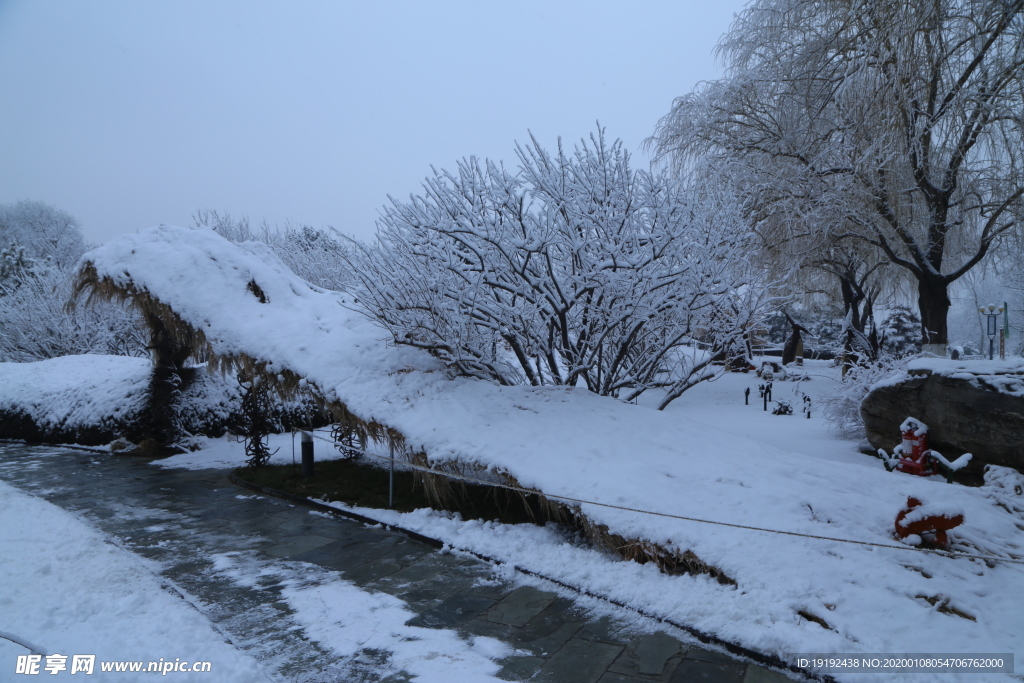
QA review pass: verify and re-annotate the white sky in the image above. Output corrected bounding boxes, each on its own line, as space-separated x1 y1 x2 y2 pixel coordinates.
0 1 746 244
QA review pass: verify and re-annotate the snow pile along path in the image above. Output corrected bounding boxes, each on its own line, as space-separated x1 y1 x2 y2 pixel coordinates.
82 226 1024 679
0 479 266 681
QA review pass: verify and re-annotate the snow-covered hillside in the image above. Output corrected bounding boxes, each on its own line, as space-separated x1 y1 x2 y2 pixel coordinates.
68 225 1024 680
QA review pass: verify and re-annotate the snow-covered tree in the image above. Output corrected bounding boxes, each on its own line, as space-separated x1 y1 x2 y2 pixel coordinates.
0 200 85 271
652 0 1024 354
0 201 147 361
346 129 776 408
0 243 43 296
0 256 148 361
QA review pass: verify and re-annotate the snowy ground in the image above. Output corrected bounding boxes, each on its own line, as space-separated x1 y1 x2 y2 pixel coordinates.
0 478 266 682
0 471 519 682
53 226 1024 680
159 363 1024 683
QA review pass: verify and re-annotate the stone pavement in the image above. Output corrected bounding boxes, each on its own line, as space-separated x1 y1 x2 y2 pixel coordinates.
0 443 800 683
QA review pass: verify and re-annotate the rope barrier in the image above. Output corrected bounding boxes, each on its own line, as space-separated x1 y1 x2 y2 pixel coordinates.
304 430 1024 566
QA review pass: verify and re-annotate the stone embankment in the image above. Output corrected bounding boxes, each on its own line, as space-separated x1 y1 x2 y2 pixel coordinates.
862 358 1024 473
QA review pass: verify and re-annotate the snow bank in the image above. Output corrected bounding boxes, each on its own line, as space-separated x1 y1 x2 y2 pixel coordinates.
82 226 1024 679
0 479 266 681
0 353 326 447
0 355 150 444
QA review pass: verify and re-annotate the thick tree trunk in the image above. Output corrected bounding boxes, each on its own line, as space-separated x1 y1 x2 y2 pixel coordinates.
917 275 951 355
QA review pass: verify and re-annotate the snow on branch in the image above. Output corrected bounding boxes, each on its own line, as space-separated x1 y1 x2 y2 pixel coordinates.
346 129 777 408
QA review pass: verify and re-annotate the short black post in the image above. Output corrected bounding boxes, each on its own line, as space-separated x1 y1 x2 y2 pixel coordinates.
763 391 768 412
388 443 395 508
301 431 314 477
744 387 750 405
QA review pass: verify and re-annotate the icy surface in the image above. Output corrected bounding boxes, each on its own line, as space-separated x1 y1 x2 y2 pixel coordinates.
211 552 512 683
0 479 267 681
81 226 1024 678
0 355 150 431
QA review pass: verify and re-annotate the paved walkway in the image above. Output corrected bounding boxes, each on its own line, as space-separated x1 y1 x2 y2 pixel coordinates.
0 443 797 683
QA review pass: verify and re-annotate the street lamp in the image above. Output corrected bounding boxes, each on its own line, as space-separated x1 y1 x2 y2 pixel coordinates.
979 303 1005 360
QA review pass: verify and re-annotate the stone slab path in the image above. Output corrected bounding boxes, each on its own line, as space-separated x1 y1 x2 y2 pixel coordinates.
0 444 799 683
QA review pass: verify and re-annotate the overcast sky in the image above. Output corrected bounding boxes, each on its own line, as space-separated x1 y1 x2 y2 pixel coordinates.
0 1 747 244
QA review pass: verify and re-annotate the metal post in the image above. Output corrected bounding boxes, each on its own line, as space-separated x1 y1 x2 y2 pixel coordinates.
981 304 1004 361
388 443 395 508
1002 301 1009 360
301 431 314 477
744 387 750 405
988 312 997 360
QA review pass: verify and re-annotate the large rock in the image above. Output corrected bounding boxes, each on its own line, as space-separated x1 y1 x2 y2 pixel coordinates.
861 359 1024 472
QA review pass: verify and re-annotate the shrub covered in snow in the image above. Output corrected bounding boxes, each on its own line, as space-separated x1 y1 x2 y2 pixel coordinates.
0 355 327 447
347 129 775 408
0 261 147 362
0 201 147 362
879 305 923 357
0 355 151 444
819 356 910 436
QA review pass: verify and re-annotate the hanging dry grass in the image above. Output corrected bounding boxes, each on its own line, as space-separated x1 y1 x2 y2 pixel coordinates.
494 470 735 583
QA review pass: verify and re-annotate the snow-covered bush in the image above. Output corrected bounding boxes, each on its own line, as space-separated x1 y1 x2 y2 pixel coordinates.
820 357 910 436
0 201 147 362
879 305 922 357
347 129 775 408
0 264 148 361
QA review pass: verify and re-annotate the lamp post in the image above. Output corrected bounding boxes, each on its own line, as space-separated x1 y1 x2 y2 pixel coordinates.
980 303 1004 360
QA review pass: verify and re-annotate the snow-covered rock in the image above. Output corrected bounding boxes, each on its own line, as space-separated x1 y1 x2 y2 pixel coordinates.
863 361 1024 471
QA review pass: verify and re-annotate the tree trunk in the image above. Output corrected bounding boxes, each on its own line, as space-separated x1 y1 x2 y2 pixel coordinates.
917 275 951 355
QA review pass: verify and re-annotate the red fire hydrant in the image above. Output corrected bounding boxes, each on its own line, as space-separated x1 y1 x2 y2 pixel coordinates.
894 418 936 476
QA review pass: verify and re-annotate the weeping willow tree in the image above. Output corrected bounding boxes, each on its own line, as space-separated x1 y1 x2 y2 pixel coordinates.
652 0 1024 355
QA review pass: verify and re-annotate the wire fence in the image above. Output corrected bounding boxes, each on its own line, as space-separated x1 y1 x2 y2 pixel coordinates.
303 430 1024 567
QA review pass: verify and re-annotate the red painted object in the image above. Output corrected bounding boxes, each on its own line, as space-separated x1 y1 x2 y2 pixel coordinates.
895 497 964 547
896 420 936 476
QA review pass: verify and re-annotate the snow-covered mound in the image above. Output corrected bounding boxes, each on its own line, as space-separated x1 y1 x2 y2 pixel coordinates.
0 355 151 444
77 226 1024 680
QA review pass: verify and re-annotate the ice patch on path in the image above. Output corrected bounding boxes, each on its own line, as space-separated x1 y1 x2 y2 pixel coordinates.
0 479 266 681
212 552 512 682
